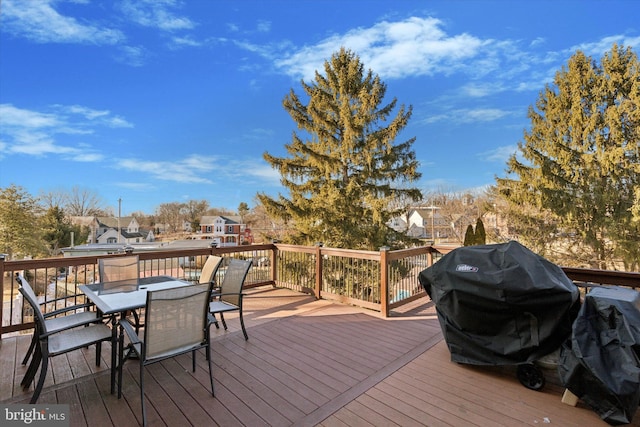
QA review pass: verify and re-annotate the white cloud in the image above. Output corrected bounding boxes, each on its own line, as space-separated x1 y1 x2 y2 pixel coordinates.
0 103 129 160
274 17 489 81
117 156 217 184
570 35 640 57
479 145 518 163
115 45 149 67
115 153 281 188
69 152 105 162
170 36 202 48
120 0 195 31
530 37 546 47
0 104 61 128
58 105 133 128
461 83 507 98
257 20 271 33
1 0 124 44
116 182 156 191
229 159 281 185
423 108 512 125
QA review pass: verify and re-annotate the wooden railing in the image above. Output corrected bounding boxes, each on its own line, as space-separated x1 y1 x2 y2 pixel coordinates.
2 243 639 338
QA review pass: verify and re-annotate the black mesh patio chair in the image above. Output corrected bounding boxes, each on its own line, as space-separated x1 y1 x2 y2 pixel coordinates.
99 255 140 284
209 259 252 340
199 255 224 286
17 275 112 404
199 255 224 327
99 255 143 330
16 274 102 366
117 283 214 427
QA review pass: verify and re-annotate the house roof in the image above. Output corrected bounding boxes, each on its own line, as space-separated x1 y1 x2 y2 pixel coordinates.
69 216 96 227
411 209 437 218
98 216 135 228
407 224 427 238
200 215 242 225
219 215 240 224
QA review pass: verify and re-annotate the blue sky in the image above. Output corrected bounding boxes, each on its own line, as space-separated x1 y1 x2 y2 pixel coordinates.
1 0 639 215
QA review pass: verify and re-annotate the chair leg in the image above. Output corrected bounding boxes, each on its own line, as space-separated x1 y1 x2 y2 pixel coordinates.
30 344 49 403
219 313 228 330
140 362 147 427
131 310 142 334
22 344 42 388
192 349 196 372
210 313 220 329
96 342 102 366
117 331 125 399
21 357 38 388
206 342 215 397
239 308 248 341
22 332 37 365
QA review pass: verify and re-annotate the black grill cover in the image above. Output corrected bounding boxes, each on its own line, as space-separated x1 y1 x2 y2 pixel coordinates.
418 241 580 366
558 286 640 425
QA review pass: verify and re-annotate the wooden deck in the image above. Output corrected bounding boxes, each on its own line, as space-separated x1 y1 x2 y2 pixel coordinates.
1 286 638 426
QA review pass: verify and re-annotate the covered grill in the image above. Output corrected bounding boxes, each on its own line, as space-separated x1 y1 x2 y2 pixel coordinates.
418 241 580 388
559 286 640 425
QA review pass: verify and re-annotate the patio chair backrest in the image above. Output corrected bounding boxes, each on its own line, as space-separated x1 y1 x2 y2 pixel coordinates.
220 259 252 306
143 284 210 360
16 276 48 333
199 256 224 285
99 255 140 285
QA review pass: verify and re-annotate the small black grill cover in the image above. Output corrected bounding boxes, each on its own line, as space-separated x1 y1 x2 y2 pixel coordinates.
558 286 640 425
418 241 580 366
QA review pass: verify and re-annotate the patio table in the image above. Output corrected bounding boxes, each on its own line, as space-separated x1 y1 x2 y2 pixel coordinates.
79 276 191 393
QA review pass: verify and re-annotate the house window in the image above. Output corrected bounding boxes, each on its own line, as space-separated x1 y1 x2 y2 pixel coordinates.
107 237 117 243
227 226 233 233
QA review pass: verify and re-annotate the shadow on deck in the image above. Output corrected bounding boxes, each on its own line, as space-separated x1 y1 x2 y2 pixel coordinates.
1 287 637 426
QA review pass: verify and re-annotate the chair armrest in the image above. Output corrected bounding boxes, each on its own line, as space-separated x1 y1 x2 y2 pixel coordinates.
217 292 245 297
119 318 141 345
43 303 95 319
39 294 91 306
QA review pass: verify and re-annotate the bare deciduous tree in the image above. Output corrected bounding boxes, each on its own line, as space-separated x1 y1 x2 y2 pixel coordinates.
65 186 105 216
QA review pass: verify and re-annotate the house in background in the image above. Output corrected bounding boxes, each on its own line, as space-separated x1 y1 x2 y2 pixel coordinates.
95 216 154 244
387 216 408 233
196 215 253 246
387 208 456 243
70 216 154 245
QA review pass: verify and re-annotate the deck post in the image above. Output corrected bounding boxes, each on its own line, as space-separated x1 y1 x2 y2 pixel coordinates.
380 246 390 317
315 243 323 300
427 246 434 267
0 254 4 338
271 243 278 287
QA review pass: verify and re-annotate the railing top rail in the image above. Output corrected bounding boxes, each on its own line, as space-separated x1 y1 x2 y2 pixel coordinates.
1 244 278 270
320 247 380 260
275 244 316 254
562 267 640 287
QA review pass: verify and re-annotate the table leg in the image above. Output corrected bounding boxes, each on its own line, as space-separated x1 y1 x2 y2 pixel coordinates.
110 313 118 394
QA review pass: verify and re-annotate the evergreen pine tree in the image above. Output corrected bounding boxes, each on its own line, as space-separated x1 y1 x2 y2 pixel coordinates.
0 184 43 258
463 224 475 246
475 218 486 245
495 44 640 269
257 48 422 250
